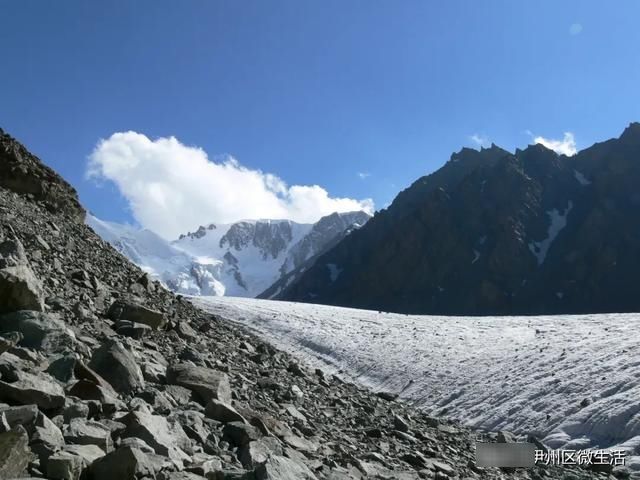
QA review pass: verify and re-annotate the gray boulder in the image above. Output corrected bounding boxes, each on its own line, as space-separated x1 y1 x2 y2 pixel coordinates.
0 266 44 314
89 446 157 480
166 363 231 405
393 414 410 433
157 473 207 480
30 410 65 461
89 340 145 394
255 454 318 480
0 426 32 479
114 319 152 339
239 437 283 468
171 410 210 444
205 399 246 424
0 310 76 353
185 454 223 477
174 321 197 341
63 443 106 463
64 418 113 452
74 360 118 395
121 409 192 463
0 238 28 268
119 436 155 453
223 422 261 447
0 404 38 430
107 300 167 330
0 370 66 409
47 354 78 382
46 450 84 480
62 398 90 423
67 379 122 409
0 331 22 355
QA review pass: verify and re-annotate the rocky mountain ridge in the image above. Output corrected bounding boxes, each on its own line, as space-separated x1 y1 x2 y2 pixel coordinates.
279 123 640 316
0 127 609 479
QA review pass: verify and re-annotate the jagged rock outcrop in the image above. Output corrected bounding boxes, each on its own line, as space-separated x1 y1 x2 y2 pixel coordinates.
280 123 640 316
0 128 85 222
0 128 610 479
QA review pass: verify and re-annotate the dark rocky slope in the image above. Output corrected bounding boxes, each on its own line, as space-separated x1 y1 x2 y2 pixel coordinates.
279 123 640 316
0 129 611 479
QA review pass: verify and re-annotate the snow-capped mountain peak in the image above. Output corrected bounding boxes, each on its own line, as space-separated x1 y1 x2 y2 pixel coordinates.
88 211 370 298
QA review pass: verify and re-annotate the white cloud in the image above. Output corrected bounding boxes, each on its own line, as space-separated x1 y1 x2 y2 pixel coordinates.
470 134 490 148
87 132 374 239
533 132 577 156
569 23 583 35
357 172 371 179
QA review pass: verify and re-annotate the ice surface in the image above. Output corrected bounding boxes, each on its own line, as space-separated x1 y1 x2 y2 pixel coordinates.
193 296 640 469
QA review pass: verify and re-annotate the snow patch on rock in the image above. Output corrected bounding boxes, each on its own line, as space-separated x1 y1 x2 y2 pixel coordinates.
528 202 573 265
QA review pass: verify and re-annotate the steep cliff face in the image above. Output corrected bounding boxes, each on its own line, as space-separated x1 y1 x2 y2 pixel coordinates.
279 123 640 315
0 128 85 222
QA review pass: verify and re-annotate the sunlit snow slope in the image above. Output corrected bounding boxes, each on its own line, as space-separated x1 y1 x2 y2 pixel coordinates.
193 296 640 470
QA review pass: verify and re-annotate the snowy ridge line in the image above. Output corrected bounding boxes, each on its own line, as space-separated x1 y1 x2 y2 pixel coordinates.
192 296 640 472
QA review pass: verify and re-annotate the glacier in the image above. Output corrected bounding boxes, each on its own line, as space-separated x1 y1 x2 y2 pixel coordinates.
193 296 640 471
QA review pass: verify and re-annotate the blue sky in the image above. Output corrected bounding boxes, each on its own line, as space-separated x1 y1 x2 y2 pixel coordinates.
2 1 640 237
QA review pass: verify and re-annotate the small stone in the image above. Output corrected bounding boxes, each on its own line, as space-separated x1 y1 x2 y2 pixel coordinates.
376 391 398 401
497 430 516 443
393 414 410 433
290 385 304 400
175 321 197 341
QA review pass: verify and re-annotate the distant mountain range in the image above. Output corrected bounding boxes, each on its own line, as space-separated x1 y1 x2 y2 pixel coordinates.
88 211 370 298
277 123 640 315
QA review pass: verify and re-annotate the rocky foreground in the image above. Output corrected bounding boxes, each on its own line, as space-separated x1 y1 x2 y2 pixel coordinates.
0 128 621 479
